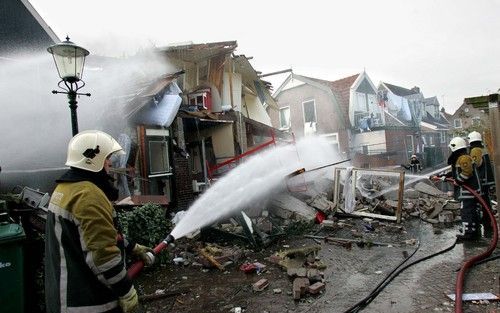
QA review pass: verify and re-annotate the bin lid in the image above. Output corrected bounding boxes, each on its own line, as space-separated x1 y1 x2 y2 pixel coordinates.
0 223 26 244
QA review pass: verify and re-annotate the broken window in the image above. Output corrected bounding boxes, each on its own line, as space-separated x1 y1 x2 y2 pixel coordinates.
279 106 291 129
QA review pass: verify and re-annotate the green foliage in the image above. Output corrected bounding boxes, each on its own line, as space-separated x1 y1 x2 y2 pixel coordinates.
117 203 173 263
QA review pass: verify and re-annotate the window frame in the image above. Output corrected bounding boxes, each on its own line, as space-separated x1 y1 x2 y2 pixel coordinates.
279 106 291 130
302 99 317 124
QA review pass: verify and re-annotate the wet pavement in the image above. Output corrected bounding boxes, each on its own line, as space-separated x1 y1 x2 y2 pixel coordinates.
135 217 499 313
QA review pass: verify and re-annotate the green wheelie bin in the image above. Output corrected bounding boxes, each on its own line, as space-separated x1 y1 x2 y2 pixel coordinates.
0 207 26 313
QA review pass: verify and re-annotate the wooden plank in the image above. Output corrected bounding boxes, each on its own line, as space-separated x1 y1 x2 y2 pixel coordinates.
396 171 405 223
351 211 397 221
199 249 225 271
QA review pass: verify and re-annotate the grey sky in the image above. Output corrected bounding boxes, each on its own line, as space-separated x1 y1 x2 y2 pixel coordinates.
29 0 500 113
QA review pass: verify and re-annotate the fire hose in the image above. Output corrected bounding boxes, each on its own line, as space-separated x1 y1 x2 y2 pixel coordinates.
343 176 497 313
432 176 498 313
127 234 175 279
127 160 353 279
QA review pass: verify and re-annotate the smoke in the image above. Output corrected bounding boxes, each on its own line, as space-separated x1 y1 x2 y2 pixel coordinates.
0 48 175 192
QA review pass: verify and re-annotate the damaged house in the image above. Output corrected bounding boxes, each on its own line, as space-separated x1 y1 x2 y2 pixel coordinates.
106 41 290 210
269 71 421 168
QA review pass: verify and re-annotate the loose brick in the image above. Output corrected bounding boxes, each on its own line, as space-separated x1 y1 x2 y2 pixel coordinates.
292 277 310 300
252 278 269 292
308 282 325 294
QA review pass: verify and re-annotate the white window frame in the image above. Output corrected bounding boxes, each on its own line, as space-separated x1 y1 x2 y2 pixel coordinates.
302 99 317 124
279 106 291 130
440 131 446 144
406 135 414 159
454 118 462 128
320 132 340 152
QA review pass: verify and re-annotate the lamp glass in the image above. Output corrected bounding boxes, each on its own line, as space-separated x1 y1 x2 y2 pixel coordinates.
48 40 89 82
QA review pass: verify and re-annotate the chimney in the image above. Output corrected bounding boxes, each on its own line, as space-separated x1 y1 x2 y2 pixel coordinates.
411 86 420 94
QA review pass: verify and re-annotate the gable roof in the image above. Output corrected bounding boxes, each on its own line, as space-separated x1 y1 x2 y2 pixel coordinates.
275 73 359 129
1 0 59 55
383 82 419 97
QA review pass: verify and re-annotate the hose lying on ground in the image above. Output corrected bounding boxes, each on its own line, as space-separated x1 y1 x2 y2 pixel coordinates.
343 238 457 313
439 177 499 313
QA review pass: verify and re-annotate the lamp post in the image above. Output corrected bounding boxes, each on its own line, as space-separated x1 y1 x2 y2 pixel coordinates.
48 36 91 136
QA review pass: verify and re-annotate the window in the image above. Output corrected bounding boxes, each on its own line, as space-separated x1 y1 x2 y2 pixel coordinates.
429 135 434 146
472 116 481 126
302 100 316 123
321 133 340 152
356 92 368 111
454 119 462 128
279 106 291 129
405 135 414 159
440 132 446 144
145 128 171 177
149 141 170 174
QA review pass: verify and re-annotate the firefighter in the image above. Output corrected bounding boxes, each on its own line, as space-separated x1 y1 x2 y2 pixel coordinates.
467 131 496 234
432 137 483 240
402 154 422 174
45 130 154 313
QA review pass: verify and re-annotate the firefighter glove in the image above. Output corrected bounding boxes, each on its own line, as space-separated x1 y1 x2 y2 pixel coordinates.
132 243 155 266
118 286 138 313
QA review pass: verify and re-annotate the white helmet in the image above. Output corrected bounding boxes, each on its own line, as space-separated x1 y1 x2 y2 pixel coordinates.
448 137 467 152
66 130 124 172
467 131 482 144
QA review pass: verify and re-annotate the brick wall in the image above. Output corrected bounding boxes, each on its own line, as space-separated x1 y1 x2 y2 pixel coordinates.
172 154 196 211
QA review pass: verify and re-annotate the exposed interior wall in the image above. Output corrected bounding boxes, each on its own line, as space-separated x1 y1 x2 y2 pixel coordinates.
211 124 235 163
242 93 272 126
183 61 197 91
222 72 242 111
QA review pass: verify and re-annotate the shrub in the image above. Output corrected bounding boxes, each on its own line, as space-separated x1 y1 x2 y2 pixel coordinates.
117 203 173 264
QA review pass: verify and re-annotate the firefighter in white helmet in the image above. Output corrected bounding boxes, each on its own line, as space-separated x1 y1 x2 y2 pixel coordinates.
401 154 422 174
45 130 154 313
467 131 496 235
431 137 483 240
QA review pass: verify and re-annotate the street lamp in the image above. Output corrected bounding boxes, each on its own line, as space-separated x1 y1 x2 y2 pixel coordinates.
48 36 91 136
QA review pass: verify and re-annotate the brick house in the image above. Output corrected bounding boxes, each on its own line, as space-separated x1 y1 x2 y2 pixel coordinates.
268 72 361 159
450 101 489 137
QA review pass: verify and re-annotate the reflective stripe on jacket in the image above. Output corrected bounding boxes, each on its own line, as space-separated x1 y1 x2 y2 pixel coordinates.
45 181 132 313
453 154 482 199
